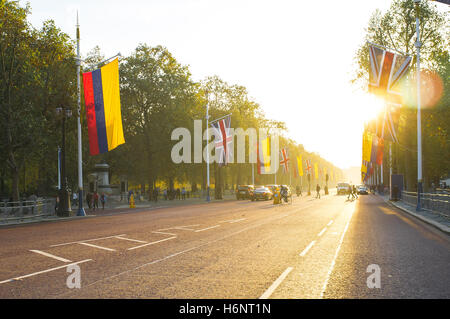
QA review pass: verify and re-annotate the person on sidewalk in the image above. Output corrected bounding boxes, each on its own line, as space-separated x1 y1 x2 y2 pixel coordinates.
86 192 92 209
72 192 78 207
93 191 99 211
100 193 106 210
316 184 321 199
352 185 358 199
181 187 186 200
153 188 159 203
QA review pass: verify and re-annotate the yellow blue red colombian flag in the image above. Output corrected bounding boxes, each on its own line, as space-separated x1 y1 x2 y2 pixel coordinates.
82 58 125 156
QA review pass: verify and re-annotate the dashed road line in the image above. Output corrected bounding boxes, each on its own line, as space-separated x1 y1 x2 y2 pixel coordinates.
259 267 293 299
299 241 316 257
127 236 177 251
30 250 72 263
318 227 327 237
327 220 333 226
78 242 116 252
0 259 92 285
320 205 355 298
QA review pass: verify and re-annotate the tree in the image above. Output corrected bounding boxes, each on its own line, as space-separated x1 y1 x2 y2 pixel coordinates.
353 0 449 191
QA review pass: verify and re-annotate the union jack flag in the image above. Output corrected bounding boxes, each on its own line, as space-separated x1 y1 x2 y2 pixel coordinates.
369 44 411 106
305 159 312 175
211 115 232 166
279 148 290 174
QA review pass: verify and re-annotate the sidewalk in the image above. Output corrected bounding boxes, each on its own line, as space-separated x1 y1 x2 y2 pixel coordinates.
0 194 236 227
379 194 450 235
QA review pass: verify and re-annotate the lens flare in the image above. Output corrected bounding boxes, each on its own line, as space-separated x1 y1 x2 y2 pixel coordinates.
402 70 444 109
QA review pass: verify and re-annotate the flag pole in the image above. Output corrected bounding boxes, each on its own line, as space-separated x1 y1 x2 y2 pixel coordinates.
414 0 423 211
76 12 86 216
252 163 254 185
205 92 211 202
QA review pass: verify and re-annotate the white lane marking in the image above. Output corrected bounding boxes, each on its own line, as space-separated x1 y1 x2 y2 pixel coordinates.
230 218 247 224
327 220 333 226
50 234 127 247
299 241 316 257
115 236 147 244
78 242 116 252
0 259 91 285
220 218 247 223
318 227 327 237
157 225 200 231
57 205 321 297
127 236 177 251
30 250 72 263
194 225 220 232
259 267 294 299
320 207 355 298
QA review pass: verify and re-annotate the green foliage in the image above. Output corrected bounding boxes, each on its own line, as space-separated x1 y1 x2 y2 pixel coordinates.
0 0 344 199
354 0 449 190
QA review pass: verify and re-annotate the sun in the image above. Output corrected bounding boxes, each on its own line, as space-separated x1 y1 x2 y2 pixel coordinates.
358 93 386 124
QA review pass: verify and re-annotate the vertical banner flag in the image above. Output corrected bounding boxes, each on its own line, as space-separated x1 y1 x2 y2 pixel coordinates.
314 163 319 180
257 137 271 174
211 115 232 166
293 162 299 178
376 138 384 165
305 159 312 177
370 135 379 164
362 132 373 163
369 44 411 106
280 148 290 174
83 58 125 156
297 155 303 177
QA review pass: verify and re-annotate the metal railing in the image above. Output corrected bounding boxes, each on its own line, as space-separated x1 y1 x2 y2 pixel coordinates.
0 198 57 222
402 191 450 219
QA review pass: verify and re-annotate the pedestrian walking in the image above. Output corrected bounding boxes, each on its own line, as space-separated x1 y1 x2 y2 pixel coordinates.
86 192 92 209
352 185 358 199
316 184 321 199
72 192 78 207
100 193 106 210
181 187 186 200
153 188 158 203
163 189 167 200
93 191 99 210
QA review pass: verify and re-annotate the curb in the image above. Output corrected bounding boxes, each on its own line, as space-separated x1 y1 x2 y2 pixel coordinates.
0 196 236 228
383 197 450 235
0 214 96 228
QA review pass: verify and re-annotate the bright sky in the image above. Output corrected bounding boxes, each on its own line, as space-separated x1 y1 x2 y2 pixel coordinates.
22 0 401 169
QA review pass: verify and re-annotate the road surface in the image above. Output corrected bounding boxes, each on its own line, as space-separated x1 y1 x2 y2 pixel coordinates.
0 193 449 298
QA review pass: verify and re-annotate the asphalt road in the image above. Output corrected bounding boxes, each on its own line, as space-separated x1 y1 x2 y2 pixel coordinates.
0 192 448 299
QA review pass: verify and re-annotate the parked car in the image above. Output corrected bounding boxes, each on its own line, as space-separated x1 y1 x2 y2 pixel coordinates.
357 185 369 195
236 185 254 200
251 187 273 201
337 182 350 195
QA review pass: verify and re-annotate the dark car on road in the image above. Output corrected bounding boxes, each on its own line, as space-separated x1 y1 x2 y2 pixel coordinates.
236 185 254 200
357 185 369 195
251 187 273 201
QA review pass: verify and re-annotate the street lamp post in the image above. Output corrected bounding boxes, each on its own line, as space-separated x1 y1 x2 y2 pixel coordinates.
56 107 73 217
414 0 423 211
205 92 211 202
